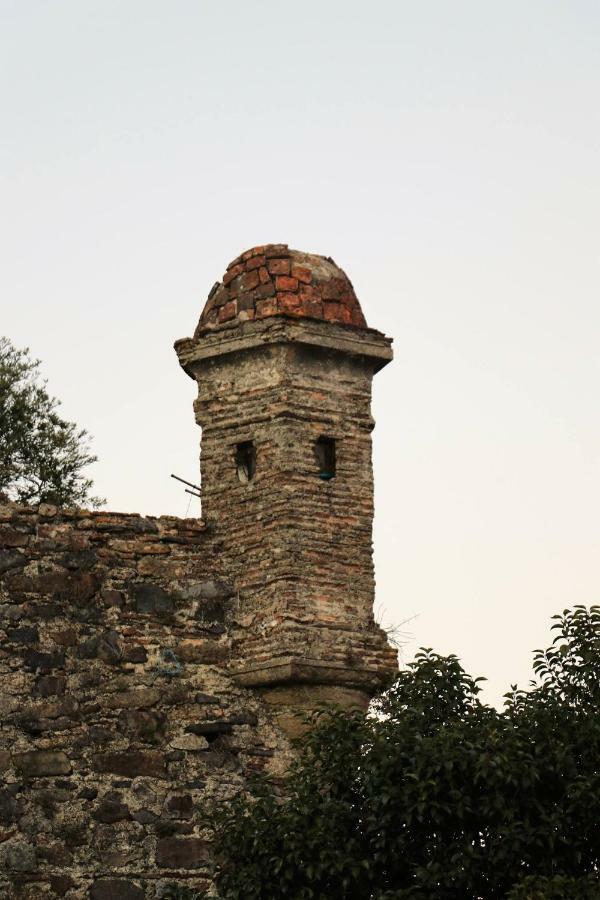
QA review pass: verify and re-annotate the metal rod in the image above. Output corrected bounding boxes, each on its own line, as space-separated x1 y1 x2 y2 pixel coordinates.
184 488 201 498
171 473 201 492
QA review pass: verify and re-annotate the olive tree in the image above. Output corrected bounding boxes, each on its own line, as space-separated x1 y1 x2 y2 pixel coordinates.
0 337 102 507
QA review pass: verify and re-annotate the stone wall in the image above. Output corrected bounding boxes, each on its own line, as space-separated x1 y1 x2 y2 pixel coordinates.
0 501 291 899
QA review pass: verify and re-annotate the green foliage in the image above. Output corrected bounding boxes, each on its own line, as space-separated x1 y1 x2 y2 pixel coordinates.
159 885 204 900
0 337 102 507
507 873 600 900
206 607 600 899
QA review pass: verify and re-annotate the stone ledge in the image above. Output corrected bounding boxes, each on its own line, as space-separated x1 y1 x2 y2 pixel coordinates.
230 655 396 692
176 315 393 376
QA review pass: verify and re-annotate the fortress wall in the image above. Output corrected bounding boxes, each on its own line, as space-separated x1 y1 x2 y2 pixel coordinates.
0 501 290 900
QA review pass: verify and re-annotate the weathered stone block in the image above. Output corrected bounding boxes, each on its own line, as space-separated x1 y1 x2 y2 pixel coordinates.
77 630 122 664
164 793 194 820
169 734 209 752
35 675 67 699
176 638 229 664
92 751 166 778
23 648 65 672
0 528 29 547
13 751 71 777
104 688 160 709
155 836 210 869
129 583 174 616
194 692 221 705
118 709 164 743
92 798 131 823
6 625 39 643
0 838 37 872
0 550 26 574
90 879 145 900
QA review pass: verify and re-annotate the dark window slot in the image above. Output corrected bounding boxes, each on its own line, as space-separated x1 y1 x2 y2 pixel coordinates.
236 441 256 483
315 437 336 480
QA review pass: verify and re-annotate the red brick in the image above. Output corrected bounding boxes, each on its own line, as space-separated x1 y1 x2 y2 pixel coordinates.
211 285 229 307
228 277 241 299
223 263 244 285
298 285 320 303
237 293 255 312
267 258 290 275
246 254 266 271
218 300 237 322
241 270 260 291
255 281 275 300
275 275 298 291
303 300 324 319
291 264 312 284
256 298 277 317
242 246 265 260
323 302 344 322
258 266 270 284
321 278 344 300
278 292 301 312
265 243 288 257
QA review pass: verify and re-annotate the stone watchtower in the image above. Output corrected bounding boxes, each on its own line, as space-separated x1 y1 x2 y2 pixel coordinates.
175 245 396 724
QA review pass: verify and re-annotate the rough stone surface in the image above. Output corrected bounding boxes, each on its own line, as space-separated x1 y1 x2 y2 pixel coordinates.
0 245 397 897
0 503 290 897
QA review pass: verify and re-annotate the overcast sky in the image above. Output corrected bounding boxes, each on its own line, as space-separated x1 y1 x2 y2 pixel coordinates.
2 0 599 704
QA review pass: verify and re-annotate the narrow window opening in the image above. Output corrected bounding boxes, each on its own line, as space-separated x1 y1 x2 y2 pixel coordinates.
236 441 256 483
315 437 336 480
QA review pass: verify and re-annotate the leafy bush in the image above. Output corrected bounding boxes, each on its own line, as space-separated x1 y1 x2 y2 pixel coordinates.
206 607 600 899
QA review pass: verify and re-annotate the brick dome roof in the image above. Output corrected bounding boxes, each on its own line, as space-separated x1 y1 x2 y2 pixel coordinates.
194 244 367 337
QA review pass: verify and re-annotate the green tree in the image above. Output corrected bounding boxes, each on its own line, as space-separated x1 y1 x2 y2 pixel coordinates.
205 606 600 899
0 337 103 507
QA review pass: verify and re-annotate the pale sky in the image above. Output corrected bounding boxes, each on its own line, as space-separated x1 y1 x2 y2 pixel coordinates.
1 1 599 705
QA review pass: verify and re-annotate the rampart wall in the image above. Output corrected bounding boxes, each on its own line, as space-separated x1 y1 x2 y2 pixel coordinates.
0 500 291 899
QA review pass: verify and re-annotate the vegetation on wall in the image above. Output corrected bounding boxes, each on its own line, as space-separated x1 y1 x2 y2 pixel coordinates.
205 606 600 899
0 336 102 507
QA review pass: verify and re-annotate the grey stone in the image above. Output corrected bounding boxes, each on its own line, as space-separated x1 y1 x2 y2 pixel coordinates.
90 879 145 900
0 838 37 872
6 625 39 643
13 751 71 777
181 579 232 601
130 583 174 616
0 550 26 574
155 836 210 869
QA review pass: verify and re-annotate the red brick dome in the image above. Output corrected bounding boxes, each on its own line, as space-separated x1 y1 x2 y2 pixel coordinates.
194 244 367 337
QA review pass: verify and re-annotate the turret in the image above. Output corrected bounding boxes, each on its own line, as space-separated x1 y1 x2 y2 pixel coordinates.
175 245 397 721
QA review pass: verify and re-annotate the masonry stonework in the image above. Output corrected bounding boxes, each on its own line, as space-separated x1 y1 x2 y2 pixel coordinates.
0 245 396 898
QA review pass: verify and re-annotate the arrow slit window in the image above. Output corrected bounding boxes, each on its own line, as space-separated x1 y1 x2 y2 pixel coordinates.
315 437 336 480
236 441 256 483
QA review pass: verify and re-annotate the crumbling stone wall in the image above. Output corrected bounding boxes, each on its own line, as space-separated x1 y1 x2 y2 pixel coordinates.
0 501 291 899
